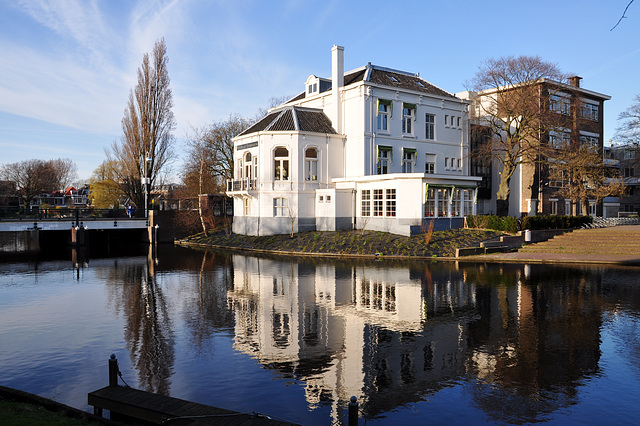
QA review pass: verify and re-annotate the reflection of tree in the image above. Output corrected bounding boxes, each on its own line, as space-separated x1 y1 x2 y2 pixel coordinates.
105 258 175 395
465 265 603 423
183 251 235 355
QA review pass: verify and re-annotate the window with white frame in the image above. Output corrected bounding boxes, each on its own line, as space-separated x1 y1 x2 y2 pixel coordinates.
377 146 392 174
588 200 596 216
549 165 566 187
373 189 383 216
550 199 558 215
457 158 461 170
243 198 251 215
452 189 462 217
274 147 289 180
273 197 288 216
457 117 461 128
402 104 415 135
444 115 449 127
361 190 371 216
402 149 416 173
386 189 396 216
425 188 435 217
244 152 253 182
463 189 473 215
445 157 450 170
425 154 435 174
450 116 455 126
425 113 435 140
565 199 572 216
305 147 318 181
377 100 391 131
437 188 450 217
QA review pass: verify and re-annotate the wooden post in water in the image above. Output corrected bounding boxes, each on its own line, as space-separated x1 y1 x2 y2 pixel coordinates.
108 354 118 387
348 396 358 426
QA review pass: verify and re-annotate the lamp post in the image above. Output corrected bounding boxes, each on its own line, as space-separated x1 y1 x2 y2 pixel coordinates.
143 154 152 218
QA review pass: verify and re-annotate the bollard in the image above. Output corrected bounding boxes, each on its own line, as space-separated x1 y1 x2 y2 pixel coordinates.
108 354 118 387
348 396 358 426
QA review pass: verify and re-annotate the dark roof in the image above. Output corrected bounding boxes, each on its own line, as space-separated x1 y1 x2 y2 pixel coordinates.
238 106 337 137
368 67 455 98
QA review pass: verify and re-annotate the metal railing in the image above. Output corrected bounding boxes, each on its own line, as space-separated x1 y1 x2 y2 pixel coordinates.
0 207 144 220
226 178 257 192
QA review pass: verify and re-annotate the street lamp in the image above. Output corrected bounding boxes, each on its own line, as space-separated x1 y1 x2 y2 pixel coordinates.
143 154 152 218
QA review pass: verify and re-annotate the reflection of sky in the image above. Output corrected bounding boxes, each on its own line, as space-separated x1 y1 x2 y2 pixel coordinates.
1 253 640 426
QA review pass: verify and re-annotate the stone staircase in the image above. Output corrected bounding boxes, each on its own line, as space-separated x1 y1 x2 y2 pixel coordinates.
518 226 640 256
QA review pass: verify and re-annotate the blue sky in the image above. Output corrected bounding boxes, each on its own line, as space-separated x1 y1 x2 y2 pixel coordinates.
1 0 638 181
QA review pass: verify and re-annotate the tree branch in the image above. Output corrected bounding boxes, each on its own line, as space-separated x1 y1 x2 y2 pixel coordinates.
611 0 635 31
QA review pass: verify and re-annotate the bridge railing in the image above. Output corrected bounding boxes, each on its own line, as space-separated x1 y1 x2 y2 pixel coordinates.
0 207 145 220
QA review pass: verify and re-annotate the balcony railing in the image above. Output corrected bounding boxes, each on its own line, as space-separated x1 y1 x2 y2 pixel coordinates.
227 178 257 192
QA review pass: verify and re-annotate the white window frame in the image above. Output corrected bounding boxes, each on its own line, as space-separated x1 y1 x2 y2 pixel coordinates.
425 113 435 140
377 147 392 174
274 147 289 181
274 197 288 217
402 106 414 136
304 147 318 181
425 154 436 174
402 149 416 173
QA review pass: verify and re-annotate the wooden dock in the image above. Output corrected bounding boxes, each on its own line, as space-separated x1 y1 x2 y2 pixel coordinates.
88 385 300 425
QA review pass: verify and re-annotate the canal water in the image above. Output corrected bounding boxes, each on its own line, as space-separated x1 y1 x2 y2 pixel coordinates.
1 245 639 425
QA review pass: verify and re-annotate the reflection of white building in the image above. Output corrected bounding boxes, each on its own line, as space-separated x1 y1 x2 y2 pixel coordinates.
226 254 477 420
227 45 481 236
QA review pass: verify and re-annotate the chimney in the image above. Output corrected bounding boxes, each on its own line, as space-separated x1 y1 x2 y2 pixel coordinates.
331 45 344 133
569 76 582 88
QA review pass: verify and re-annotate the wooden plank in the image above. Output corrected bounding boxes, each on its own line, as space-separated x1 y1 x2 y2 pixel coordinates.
88 386 300 425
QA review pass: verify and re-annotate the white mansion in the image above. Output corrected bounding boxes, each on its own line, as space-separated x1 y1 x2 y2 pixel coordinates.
227 46 481 236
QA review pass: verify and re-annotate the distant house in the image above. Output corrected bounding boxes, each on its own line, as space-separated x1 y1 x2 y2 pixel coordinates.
605 142 640 217
227 46 480 236
460 76 611 217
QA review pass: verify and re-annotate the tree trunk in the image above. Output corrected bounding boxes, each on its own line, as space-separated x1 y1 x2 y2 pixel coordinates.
496 163 515 217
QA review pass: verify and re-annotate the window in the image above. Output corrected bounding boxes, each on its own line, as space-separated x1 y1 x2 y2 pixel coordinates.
377 146 392 174
549 165 565 187
274 197 288 216
386 189 396 216
565 200 572 216
444 115 449 127
425 154 435 174
425 188 435 217
549 132 570 149
580 135 598 146
326 195 331 202
361 190 371 216
450 116 455 126
305 147 318 181
550 94 570 115
463 189 473 215
624 167 635 177
377 100 390 131
402 149 416 173
457 158 461 170
550 199 558 215
456 117 461 128
589 200 596 216
452 189 462 216
244 198 251 215
274 147 289 180
373 189 383 216
244 152 253 182
425 113 435 140
581 103 599 121
437 188 450 217
402 104 415 135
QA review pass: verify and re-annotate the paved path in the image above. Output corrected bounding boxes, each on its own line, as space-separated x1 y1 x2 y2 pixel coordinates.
467 225 640 266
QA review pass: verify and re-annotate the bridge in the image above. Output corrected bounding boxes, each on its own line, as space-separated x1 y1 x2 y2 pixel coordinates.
0 208 156 253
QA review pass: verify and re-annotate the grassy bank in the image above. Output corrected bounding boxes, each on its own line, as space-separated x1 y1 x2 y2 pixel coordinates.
177 228 504 258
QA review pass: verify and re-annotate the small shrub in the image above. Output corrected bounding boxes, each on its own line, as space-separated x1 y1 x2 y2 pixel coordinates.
466 215 519 233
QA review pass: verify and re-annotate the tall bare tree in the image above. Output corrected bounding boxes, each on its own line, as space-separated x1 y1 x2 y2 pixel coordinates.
108 38 175 211
0 158 77 207
469 55 567 216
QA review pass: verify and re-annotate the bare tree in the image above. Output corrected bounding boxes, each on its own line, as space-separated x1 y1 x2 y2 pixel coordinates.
0 158 77 207
468 55 568 216
544 143 625 215
615 94 640 146
108 38 175 211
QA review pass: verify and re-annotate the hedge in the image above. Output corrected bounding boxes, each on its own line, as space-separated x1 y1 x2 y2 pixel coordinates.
466 215 519 233
467 215 593 231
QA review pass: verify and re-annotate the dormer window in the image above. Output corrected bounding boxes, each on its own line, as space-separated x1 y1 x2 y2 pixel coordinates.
415 81 424 88
308 83 318 94
388 75 398 83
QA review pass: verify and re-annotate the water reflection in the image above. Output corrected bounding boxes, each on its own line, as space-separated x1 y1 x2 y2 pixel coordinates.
221 255 615 423
100 249 175 395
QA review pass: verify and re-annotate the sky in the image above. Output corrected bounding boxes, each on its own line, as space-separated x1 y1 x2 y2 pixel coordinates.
1 0 639 182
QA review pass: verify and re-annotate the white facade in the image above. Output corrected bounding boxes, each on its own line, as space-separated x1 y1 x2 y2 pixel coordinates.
228 46 480 236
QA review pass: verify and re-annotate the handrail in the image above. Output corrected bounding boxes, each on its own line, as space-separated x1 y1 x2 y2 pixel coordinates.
0 207 144 220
